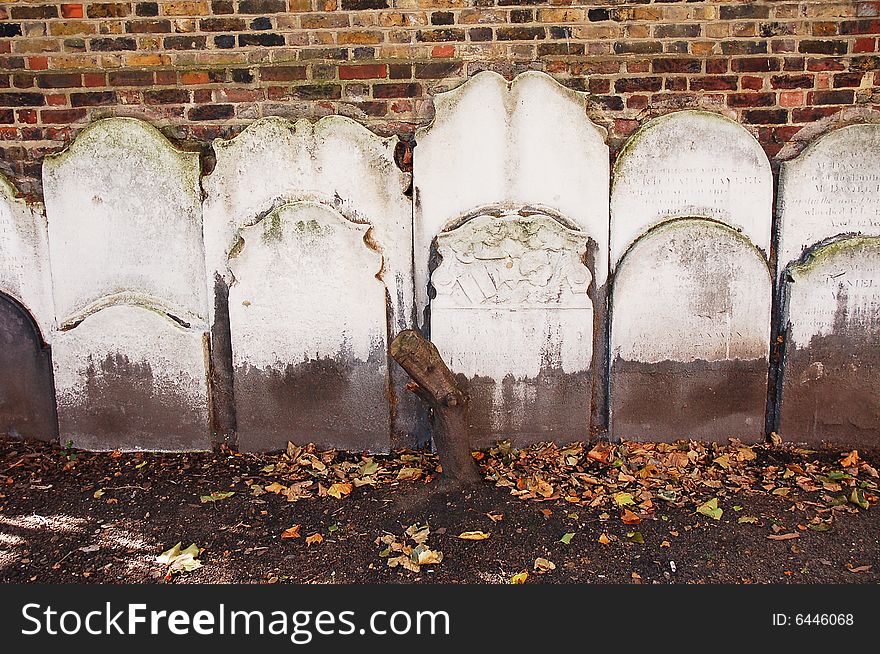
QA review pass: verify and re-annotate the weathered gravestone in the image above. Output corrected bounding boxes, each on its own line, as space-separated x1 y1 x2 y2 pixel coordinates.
414 71 609 445
43 118 211 450
203 117 412 452
776 124 880 444
0 175 57 441
610 111 773 441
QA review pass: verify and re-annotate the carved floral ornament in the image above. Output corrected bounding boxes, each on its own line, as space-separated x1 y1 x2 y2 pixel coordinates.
431 210 592 309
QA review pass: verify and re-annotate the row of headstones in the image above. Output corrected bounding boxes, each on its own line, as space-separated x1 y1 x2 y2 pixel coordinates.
1 70 878 452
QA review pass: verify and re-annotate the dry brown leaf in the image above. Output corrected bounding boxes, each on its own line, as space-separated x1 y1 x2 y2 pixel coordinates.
621 509 641 525
281 525 301 539
305 533 324 545
767 533 800 541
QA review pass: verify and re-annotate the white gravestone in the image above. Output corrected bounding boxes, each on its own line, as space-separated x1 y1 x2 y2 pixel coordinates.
609 111 773 442
431 211 594 446
0 175 57 441
43 118 211 451
610 220 771 442
227 202 390 452
203 116 412 451
0 175 54 339
611 110 773 268
779 239 880 445
777 124 880 280
414 71 609 442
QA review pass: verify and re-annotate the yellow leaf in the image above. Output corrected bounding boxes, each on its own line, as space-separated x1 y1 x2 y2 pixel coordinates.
598 533 611 545
327 482 352 499
535 479 554 498
660 539 671 548
533 557 555 573
458 531 490 541
305 533 324 545
841 450 860 468
397 467 422 481
510 571 528 584
264 482 287 494
281 525 301 539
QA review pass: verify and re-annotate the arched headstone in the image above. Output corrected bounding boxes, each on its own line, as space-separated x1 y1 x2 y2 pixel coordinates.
226 202 389 452
204 116 411 451
43 118 211 451
414 71 609 443
0 175 57 441
610 111 773 441
611 220 771 441
777 125 880 444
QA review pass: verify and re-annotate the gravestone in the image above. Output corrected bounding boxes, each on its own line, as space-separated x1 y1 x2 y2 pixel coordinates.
227 202 389 452
42 118 211 450
611 220 772 441
414 71 609 441
204 116 411 451
431 210 595 446
776 124 880 444
0 176 57 440
779 238 880 445
777 124 880 278
611 110 773 266
609 110 773 442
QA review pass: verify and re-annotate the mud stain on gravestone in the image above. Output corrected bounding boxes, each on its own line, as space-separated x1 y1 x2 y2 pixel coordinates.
781 332 880 446
463 367 592 449
233 343 389 453
610 356 768 442
0 293 57 441
61 353 207 451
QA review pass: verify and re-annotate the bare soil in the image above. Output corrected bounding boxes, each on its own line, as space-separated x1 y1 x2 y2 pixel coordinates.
0 437 877 584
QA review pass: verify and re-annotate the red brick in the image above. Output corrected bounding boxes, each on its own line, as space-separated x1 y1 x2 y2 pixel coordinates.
340 64 388 80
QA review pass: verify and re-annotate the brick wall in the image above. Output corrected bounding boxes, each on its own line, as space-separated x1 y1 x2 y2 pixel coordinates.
1 0 879 199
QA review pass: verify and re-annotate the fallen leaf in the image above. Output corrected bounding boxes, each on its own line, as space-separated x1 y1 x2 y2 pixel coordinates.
847 564 872 574
627 531 645 544
598 533 611 545
738 516 759 524
697 498 723 521
414 545 443 565
534 557 555 573
614 492 635 507
621 509 641 525
155 542 201 574
200 491 235 503
327 482 352 499
281 525 301 539
767 533 800 541
305 533 324 545
397 467 422 481
559 532 575 544
510 571 528 584
93 489 105 499
841 450 860 468
486 512 504 522
587 443 612 465
264 482 287 494
458 531 491 540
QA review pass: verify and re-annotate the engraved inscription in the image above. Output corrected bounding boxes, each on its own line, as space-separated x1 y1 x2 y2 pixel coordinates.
432 212 592 309
784 159 880 229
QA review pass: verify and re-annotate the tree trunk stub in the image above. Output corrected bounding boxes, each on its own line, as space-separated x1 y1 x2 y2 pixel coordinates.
389 330 481 485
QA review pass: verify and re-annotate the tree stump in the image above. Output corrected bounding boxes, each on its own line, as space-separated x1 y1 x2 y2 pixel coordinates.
389 329 482 486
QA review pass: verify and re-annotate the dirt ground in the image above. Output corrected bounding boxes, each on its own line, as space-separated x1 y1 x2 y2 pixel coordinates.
0 436 877 584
